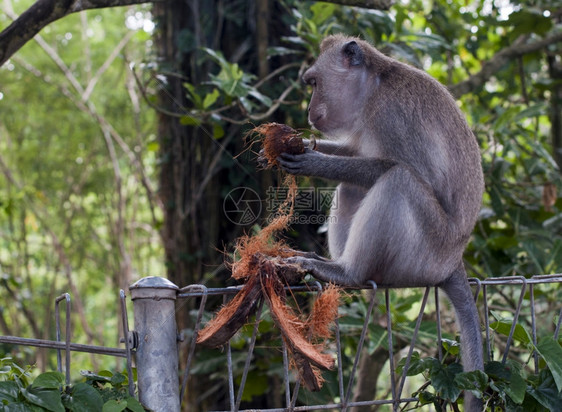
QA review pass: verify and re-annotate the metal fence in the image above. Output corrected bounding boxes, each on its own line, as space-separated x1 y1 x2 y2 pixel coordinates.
0 274 561 412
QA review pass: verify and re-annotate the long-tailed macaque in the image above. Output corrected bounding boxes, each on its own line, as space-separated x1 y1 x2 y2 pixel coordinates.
276 35 484 411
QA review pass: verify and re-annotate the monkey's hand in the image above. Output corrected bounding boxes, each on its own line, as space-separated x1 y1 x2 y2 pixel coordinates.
257 148 270 169
277 148 328 177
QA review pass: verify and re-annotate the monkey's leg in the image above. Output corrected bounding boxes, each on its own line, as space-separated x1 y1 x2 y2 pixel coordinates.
288 166 458 287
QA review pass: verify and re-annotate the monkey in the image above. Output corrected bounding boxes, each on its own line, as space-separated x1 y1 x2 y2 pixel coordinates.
273 35 485 411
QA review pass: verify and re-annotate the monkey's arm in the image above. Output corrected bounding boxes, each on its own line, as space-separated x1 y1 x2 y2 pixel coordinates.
278 149 396 188
302 139 355 156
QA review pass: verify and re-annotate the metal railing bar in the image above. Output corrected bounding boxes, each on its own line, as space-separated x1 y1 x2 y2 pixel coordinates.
529 284 539 374
210 397 420 412
385 289 398 411
555 307 562 340
435 287 443 361
289 369 301 410
55 293 71 385
342 281 378 410
483 285 492 362
397 287 430 402
235 299 265 411
282 341 291 408
501 277 527 364
180 284 209 403
225 299 236 412
333 315 345 406
119 290 135 397
178 275 562 301
0 335 127 357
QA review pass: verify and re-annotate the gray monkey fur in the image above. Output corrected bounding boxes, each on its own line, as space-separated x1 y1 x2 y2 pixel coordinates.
276 35 485 411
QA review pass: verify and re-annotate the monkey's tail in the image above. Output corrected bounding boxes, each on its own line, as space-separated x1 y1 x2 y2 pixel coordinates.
440 266 484 412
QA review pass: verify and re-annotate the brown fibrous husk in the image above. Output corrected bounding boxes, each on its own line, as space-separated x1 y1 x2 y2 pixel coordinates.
247 122 305 168
197 123 341 391
306 284 341 339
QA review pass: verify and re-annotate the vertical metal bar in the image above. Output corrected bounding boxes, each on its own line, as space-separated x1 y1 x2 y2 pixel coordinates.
434 287 443 361
334 316 345 406
55 293 71 385
179 285 208 403
555 307 562 340
119 290 135 397
397 288 430 401
290 373 301 410
226 340 235 411
385 289 398 411
343 281 378 410
501 278 527 364
530 284 539 374
129 276 180 412
235 299 265 411
282 341 291 408
483 285 491 362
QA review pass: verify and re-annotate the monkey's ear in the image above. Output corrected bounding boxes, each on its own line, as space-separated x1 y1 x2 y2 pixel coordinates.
342 41 364 67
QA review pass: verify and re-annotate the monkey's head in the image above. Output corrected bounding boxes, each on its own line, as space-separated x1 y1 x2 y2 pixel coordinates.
302 35 389 139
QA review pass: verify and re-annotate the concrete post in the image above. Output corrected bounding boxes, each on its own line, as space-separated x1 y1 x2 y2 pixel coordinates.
130 276 180 412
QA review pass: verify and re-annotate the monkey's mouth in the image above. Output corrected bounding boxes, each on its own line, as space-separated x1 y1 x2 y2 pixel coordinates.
308 113 326 131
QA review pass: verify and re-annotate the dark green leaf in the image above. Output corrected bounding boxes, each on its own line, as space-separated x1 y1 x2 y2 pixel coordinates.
535 337 562 392
505 369 526 405
0 382 19 402
430 363 463 401
123 397 145 412
102 399 127 412
32 372 65 389
63 383 104 412
21 387 64 412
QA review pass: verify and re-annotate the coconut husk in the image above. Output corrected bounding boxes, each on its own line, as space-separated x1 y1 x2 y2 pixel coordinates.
197 123 341 391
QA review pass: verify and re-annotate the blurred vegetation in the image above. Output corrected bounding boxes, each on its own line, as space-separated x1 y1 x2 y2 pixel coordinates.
0 0 561 410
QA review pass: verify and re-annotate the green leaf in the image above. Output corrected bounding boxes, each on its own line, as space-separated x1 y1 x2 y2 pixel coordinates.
32 372 65 389
123 397 145 412
212 124 224 139
454 370 488 393
309 2 336 25
441 338 460 356
489 321 532 346
1 403 37 411
110 373 126 387
505 369 526 405
527 370 562 410
179 115 201 127
535 336 562 392
21 387 64 412
0 381 19 402
430 363 463 401
63 383 104 412
202 89 220 109
102 399 127 412
485 361 512 380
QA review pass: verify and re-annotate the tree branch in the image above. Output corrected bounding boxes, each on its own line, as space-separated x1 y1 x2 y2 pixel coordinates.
0 0 157 67
450 32 562 98
318 0 392 9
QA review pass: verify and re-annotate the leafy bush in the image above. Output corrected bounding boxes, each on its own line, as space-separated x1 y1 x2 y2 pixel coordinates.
398 335 562 411
0 358 145 412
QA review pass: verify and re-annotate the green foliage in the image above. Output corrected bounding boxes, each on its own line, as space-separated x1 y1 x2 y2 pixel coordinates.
397 332 562 411
0 359 144 412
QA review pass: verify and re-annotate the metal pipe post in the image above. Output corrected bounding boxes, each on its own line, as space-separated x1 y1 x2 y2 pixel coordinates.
130 276 180 412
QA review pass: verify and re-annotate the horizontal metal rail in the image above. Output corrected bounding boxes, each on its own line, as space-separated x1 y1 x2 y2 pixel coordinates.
0 335 127 358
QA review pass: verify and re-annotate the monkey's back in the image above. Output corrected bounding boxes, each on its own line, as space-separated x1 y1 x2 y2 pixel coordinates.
366 59 484 237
